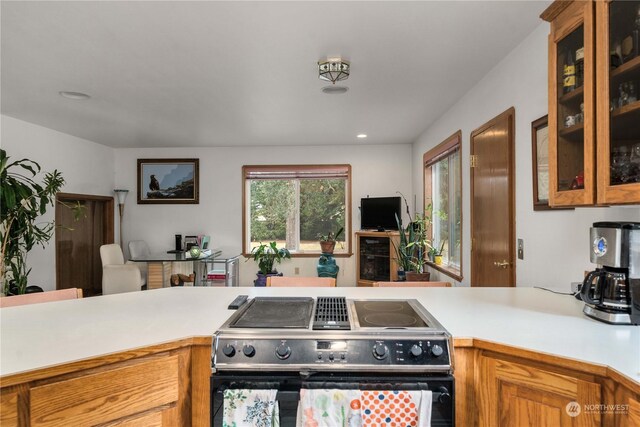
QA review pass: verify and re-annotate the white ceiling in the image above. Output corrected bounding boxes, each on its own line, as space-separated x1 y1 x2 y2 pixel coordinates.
1 1 549 148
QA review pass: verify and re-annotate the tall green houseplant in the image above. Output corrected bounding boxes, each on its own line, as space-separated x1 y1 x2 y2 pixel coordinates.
1 149 69 294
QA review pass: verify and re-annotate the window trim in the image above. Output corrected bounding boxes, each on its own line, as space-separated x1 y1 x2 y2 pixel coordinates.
423 131 463 282
242 164 352 258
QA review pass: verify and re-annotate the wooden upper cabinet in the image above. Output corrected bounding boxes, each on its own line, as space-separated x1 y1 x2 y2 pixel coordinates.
596 0 640 204
543 0 640 206
544 0 596 207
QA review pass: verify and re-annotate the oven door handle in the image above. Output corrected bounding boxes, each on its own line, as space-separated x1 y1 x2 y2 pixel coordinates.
301 381 431 391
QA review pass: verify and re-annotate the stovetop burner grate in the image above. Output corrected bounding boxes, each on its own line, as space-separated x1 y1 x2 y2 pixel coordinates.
313 297 350 330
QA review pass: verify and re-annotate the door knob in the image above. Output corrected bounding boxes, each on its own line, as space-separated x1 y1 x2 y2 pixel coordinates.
493 260 510 269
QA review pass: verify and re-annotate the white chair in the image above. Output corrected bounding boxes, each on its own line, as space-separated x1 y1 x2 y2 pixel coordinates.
128 240 150 286
100 244 142 295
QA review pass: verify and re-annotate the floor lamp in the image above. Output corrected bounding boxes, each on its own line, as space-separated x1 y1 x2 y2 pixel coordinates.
114 189 129 249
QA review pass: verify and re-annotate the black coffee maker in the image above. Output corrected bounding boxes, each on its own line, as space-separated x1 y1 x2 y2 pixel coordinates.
581 222 640 325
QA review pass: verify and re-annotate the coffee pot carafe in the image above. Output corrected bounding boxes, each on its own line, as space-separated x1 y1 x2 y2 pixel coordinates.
580 268 630 312
582 222 639 325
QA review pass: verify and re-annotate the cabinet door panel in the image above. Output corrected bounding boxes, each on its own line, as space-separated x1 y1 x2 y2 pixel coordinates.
30 355 179 427
500 383 573 427
548 0 596 206
479 355 601 427
596 0 640 204
99 409 164 427
0 390 19 427
619 395 640 427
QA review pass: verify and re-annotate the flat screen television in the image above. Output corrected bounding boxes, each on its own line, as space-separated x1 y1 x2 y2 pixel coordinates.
361 196 402 231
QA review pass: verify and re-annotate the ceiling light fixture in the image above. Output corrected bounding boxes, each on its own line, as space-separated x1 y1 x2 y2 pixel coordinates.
321 86 349 95
59 91 91 100
318 57 350 84
357 134 368 139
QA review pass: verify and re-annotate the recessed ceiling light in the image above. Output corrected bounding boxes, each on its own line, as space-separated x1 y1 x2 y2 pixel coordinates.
357 134 367 139
59 91 91 100
321 86 349 95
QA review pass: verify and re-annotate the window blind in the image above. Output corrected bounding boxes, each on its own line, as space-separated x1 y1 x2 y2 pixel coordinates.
244 165 350 180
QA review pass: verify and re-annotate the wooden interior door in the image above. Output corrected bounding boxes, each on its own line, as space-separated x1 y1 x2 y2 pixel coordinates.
470 108 515 287
56 193 114 296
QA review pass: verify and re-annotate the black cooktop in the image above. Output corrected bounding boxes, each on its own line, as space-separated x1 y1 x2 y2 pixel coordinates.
227 297 432 330
230 297 314 328
353 300 429 328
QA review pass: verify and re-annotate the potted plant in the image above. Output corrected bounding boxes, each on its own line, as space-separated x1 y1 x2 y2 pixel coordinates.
403 211 433 281
392 197 438 281
250 241 291 286
1 149 82 295
433 241 446 266
392 214 412 281
317 226 344 254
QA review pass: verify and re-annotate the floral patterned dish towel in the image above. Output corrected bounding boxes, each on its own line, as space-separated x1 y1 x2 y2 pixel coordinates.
297 389 362 427
223 389 280 427
360 390 433 427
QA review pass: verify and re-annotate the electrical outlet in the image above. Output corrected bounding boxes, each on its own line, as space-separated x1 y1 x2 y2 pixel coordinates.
517 239 524 260
294 267 300 275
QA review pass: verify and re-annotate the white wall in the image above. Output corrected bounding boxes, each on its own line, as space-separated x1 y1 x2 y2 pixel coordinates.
1 115 116 290
114 144 413 287
412 23 640 290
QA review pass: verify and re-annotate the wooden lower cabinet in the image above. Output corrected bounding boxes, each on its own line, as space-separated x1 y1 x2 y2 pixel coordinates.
478 354 601 426
0 337 211 427
454 339 640 427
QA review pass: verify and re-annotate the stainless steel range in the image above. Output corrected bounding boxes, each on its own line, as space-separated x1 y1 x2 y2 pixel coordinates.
211 297 454 426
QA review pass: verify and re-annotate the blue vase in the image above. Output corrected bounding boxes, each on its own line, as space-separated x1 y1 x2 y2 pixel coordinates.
317 253 339 280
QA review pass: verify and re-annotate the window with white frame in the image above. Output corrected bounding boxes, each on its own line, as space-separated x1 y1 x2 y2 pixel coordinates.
424 132 462 279
243 165 351 255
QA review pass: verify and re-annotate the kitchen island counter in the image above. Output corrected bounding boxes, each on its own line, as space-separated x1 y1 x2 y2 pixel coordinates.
1 286 638 385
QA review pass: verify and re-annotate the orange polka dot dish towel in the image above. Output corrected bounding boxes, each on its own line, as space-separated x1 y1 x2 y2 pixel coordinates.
360 390 432 427
297 389 433 427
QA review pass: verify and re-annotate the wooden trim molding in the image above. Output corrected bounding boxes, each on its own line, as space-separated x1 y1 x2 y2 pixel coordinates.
241 164 353 257
540 0 575 23
423 131 463 282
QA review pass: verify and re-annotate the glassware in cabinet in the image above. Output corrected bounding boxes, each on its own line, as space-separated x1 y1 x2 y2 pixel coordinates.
547 0 596 206
597 0 640 204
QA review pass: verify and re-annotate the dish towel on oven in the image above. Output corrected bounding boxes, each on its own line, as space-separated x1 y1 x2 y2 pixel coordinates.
223 389 280 427
359 390 433 427
297 389 362 427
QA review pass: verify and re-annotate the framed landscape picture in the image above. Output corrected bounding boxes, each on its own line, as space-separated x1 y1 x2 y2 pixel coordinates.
137 158 199 204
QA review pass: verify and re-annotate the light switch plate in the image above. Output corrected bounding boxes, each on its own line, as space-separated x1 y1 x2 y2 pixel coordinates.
517 239 524 260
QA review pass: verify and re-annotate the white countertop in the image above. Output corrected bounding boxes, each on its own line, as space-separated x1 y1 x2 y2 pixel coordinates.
1 287 638 384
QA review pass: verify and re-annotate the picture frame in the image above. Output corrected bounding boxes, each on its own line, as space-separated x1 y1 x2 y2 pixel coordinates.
531 116 572 211
137 158 199 204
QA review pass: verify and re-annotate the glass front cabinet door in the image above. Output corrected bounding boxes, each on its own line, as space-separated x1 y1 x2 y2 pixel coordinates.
596 0 640 204
547 0 596 207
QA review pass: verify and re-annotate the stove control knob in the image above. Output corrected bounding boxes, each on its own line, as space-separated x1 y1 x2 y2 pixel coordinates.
222 344 236 358
437 386 451 404
431 344 444 357
243 345 256 358
373 344 388 360
275 344 291 360
409 345 423 358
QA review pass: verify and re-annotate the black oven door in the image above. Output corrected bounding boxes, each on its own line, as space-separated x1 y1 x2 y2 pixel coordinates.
211 372 454 427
